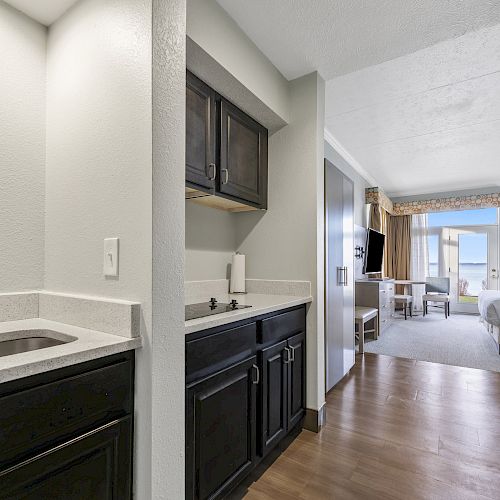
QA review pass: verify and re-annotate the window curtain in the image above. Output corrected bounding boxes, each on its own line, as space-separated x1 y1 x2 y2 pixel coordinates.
369 203 382 232
411 214 429 311
385 215 412 290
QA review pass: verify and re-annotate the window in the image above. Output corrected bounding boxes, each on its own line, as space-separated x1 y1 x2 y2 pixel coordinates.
428 208 497 227
428 233 439 277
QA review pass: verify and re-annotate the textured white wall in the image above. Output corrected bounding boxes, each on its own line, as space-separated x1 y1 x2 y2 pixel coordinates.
185 202 237 280
0 3 46 292
236 73 326 411
45 1 154 497
187 0 290 124
152 0 186 497
45 0 152 301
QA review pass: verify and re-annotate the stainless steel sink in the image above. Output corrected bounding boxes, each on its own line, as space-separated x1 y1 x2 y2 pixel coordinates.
0 330 73 357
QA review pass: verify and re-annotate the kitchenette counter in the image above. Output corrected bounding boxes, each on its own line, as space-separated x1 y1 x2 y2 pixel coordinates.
185 292 312 335
0 318 142 384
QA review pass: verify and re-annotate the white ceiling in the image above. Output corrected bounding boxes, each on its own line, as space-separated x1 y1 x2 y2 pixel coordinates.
216 0 500 81
325 23 500 197
217 0 500 197
3 0 79 26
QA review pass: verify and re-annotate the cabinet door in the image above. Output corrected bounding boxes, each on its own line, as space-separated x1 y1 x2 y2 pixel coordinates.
186 71 216 191
259 340 287 457
0 417 132 500
287 333 306 430
219 99 268 208
186 357 257 500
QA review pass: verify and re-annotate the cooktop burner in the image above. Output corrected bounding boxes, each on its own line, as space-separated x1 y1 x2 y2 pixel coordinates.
185 298 251 321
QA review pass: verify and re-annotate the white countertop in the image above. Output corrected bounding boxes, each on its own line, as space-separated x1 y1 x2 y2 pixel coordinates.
0 318 142 384
185 293 312 335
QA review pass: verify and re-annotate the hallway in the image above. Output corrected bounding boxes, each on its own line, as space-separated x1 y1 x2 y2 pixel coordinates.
243 354 500 499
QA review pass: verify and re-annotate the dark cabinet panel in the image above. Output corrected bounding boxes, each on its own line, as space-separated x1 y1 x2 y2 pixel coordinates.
0 353 134 500
287 332 306 429
0 359 132 470
259 340 287 457
259 307 306 345
219 99 268 209
186 71 216 191
186 323 256 384
186 357 257 500
0 416 132 500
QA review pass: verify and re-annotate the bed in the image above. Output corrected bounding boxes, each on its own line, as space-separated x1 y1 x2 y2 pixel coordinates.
478 290 500 354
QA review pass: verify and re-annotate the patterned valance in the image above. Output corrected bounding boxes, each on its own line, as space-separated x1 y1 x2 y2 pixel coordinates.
393 192 500 216
365 187 394 214
366 187 500 216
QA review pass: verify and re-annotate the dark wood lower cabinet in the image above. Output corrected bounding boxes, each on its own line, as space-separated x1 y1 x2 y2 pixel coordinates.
186 306 306 500
259 340 287 457
186 357 257 500
0 352 134 500
287 332 306 430
0 417 132 500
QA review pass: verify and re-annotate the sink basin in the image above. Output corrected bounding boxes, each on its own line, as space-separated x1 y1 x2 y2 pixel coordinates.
0 330 74 357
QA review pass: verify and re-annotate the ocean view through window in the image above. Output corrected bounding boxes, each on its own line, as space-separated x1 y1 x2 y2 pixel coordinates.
427 208 498 304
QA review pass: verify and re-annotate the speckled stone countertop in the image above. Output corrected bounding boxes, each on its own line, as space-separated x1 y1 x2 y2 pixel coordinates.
0 318 142 384
185 293 312 335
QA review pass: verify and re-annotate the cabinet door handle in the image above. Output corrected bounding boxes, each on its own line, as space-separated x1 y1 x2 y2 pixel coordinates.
252 364 260 385
284 347 291 364
337 266 348 286
206 163 216 181
289 345 296 362
221 168 229 185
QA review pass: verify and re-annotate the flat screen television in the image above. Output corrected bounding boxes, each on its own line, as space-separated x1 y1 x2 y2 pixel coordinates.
363 228 386 275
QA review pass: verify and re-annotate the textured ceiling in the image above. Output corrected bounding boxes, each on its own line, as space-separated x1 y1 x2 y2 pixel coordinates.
3 0 79 25
216 0 500 80
325 24 500 197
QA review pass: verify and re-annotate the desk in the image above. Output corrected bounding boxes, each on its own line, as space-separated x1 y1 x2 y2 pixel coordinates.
394 280 427 316
393 280 427 296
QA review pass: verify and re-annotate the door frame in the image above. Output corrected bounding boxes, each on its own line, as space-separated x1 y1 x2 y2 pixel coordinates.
444 225 499 313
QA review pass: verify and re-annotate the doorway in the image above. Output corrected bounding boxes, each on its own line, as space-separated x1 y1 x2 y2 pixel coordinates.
447 226 499 313
428 209 499 314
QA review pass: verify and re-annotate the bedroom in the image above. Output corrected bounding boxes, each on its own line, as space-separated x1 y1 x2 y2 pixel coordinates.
356 202 500 372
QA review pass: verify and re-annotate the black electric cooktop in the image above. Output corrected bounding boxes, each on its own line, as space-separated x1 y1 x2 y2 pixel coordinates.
185 298 251 321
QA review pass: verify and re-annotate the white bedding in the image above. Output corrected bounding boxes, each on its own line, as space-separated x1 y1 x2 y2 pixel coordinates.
478 290 500 327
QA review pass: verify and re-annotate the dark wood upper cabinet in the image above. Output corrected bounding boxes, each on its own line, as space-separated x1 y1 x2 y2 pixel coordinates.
219 99 268 209
186 71 216 191
185 71 268 211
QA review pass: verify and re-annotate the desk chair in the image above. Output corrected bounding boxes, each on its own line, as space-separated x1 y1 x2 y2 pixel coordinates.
423 277 450 318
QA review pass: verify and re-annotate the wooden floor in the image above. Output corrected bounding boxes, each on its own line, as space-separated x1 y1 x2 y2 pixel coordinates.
243 353 500 500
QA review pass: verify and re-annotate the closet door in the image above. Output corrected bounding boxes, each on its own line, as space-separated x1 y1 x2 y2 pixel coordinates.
324 159 355 392
342 175 355 374
325 161 345 391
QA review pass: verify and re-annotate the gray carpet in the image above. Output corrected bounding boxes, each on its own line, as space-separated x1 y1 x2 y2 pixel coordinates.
364 313 500 372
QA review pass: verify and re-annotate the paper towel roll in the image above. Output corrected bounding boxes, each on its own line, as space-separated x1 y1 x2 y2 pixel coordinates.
230 253 246 293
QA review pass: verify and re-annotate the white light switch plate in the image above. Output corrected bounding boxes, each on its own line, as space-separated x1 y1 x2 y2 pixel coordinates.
103 238 119 277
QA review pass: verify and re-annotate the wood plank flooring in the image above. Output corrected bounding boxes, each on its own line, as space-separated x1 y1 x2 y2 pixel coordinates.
243 353 500 500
